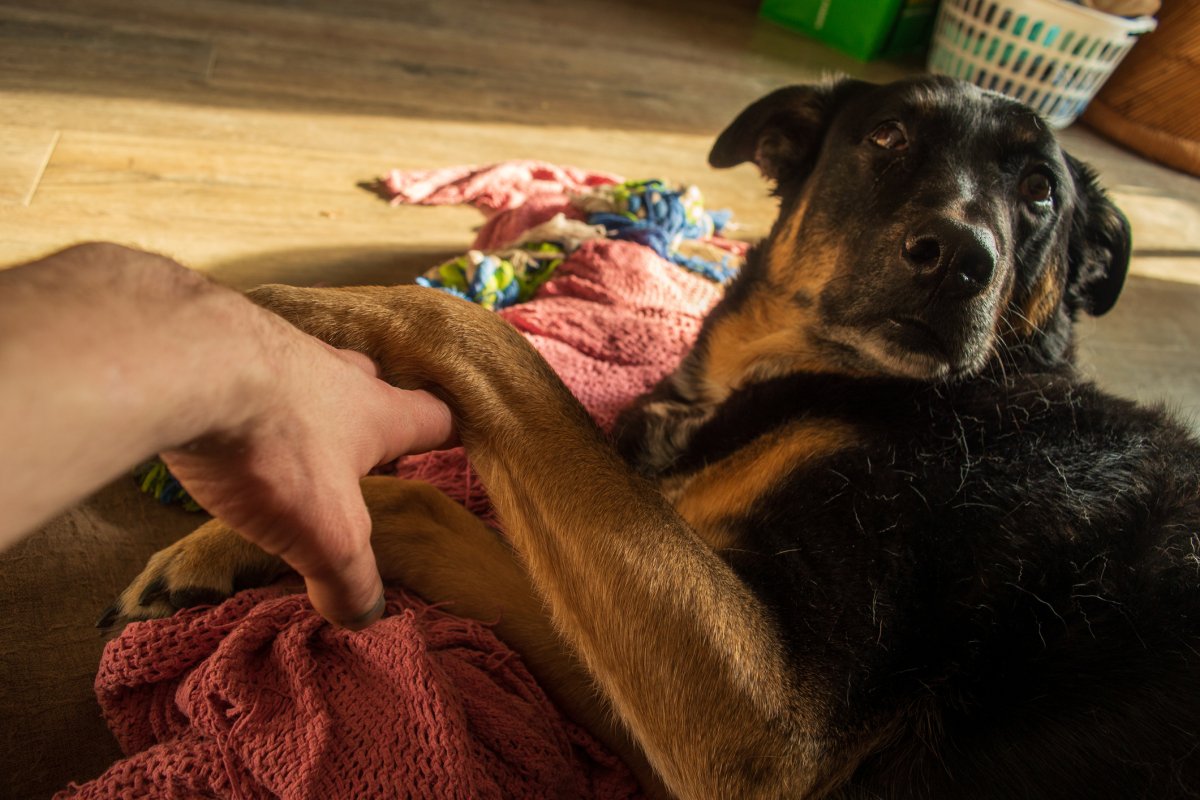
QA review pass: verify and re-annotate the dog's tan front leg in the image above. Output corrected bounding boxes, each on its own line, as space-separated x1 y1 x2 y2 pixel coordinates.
357 477 669 798
248 284 832 799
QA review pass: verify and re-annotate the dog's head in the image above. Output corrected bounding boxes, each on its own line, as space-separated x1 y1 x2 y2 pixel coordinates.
709 76 1131 382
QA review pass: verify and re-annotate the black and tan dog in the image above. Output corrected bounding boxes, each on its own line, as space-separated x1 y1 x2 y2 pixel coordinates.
109 76 1200 799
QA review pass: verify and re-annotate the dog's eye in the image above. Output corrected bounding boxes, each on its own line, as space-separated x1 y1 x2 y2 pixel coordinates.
868 121 908 151
1020 171 1053 205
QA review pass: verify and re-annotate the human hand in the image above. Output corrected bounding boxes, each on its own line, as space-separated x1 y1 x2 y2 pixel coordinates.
161 323 455 629
0 242 452 628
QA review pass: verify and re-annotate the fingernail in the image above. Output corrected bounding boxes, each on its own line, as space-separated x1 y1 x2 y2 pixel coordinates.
338 593 386 631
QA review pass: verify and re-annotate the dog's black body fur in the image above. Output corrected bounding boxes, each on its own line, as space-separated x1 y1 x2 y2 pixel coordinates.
643 365 1200 798
617 77 1200 797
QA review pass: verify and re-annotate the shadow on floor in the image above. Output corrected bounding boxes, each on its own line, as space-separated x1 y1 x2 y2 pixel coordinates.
206 244 467 290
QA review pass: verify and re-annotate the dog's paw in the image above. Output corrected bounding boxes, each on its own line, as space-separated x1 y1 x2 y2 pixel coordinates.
98 520 286 629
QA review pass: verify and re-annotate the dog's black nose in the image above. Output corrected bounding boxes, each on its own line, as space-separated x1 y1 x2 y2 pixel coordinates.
902 219 997 297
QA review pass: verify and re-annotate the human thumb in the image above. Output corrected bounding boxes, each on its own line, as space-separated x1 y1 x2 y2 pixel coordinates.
295 502 386 630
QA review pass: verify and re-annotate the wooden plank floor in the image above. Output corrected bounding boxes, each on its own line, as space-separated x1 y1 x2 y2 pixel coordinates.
0 0 900 274
0 1 1197 401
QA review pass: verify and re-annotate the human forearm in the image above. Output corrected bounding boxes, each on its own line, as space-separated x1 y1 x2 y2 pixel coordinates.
0 243 269 546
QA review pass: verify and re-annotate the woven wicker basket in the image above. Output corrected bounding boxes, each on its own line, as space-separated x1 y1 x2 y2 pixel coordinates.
927 0 1156 128
1082 0 1200 176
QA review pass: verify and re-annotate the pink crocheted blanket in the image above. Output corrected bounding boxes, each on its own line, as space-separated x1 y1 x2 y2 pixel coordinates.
61 162 734 799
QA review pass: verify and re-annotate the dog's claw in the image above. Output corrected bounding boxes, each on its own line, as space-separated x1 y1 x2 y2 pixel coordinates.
137 576 167 607
95 603 120 629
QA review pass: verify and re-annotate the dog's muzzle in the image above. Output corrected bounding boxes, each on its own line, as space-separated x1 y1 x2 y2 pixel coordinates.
860 217 1003 376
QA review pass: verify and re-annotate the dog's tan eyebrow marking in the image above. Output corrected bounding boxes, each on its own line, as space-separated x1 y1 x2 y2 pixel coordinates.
899 83 949 112
998 105 1050 146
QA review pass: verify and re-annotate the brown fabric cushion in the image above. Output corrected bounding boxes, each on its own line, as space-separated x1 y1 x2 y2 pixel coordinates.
0 479 205 799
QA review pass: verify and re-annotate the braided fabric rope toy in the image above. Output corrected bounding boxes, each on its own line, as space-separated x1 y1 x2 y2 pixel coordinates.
415 215 605 310
574 179 738 283
135 460 202 512
417 179 741 309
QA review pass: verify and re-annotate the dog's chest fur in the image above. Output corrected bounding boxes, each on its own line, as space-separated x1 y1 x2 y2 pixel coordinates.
634 367 1200 726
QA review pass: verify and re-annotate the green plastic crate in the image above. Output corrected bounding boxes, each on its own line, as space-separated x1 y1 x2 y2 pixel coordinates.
760 0 937 61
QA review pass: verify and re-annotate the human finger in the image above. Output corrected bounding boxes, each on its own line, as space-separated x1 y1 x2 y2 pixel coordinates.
287 504 387 630
305 559 386 631
369 385 458 464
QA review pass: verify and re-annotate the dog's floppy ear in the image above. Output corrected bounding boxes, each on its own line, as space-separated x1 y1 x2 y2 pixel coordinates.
709 80 867 184
1064 153 1131 317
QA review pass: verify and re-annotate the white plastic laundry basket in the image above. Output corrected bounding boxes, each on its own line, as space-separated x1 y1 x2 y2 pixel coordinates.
927 0 1156 128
